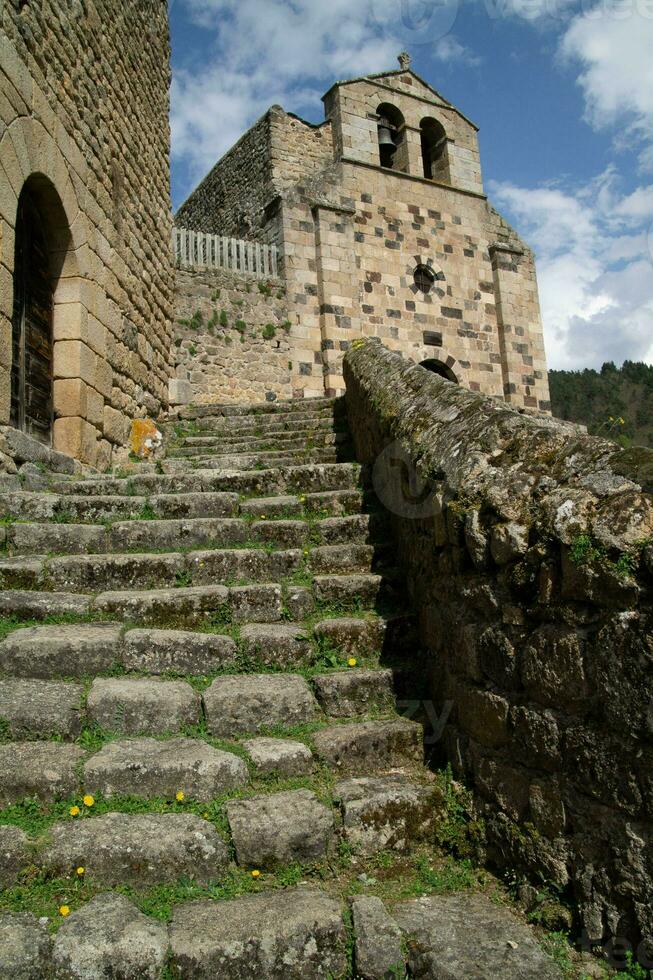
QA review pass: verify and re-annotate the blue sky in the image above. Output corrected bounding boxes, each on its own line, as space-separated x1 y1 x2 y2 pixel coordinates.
169 0 653 371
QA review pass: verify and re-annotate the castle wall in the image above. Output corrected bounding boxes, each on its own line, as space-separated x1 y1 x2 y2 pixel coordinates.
345 338 653 946
172 268 293 406
0 0 173 469
175 112 275 242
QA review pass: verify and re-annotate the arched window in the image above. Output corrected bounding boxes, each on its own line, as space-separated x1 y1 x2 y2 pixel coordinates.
420 117 448 182
377 103 406 171
420 359 458 383
414 264 436 294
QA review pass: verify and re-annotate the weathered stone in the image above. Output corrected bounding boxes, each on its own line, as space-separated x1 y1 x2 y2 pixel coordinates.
521 626 587 711
52 893 168 980
456 685 509 748
0 913 52 979
84 737 248 801
203 674 320 736
0 825 29 887
87 678 200 734
43 813 229 886
240 623 310 667
170 888 348 978
313 668 394 717
351 896 404 980
313 719 423 773
490 522 529 564
0 678 84 737
0 623 123 678
313 616 387 655
393 893 562 978
226 789 334 868
0 742 85 805
243 737 313 776
123 628 237 674
335 776 438 855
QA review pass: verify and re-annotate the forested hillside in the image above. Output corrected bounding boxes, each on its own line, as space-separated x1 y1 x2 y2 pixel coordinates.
549 361 653 448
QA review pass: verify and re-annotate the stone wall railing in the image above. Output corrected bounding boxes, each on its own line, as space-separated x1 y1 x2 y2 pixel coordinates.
172 227 279 279
343 338 653 950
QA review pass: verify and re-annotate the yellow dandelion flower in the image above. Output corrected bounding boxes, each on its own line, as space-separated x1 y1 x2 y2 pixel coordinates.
251 869 261 878
69 806 80 817
76 867 85 876
83 795 95 808
176 791 185 802
203 812 209 819
59 906 71 917
348 657 357 667
609 416 614 422
260 515 267 520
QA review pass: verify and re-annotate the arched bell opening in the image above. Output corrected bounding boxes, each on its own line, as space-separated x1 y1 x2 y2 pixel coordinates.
11 174 77 445
377 103 407 172
420 117 449 183
420 358 459 384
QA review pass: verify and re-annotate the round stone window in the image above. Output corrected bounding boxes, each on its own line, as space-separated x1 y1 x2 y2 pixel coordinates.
414 264 436 294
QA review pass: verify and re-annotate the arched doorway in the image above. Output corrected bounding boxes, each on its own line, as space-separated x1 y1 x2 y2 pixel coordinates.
420 359 459 383
11 182 55 443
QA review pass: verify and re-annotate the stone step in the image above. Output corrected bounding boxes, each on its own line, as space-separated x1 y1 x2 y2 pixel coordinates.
313 719 424 773
335 775 437 856
225 788 334 869
0 490 240 523
0 677 84 738
177 428 347 450
0 588 93 619
240 488 365 518
0 623 123 678
181 449 341 470
2 513 382 557
313 572 386 608
242 737 314 777
87 677 201 734
203 673 321 737
42 812 229 886
84 736 249 801
123 628 237 674
0 742 86 805
94 583 282 625
177 413 343 437
169 887 347 978
177 396 339 419
313 668 395 717
52 462 362 498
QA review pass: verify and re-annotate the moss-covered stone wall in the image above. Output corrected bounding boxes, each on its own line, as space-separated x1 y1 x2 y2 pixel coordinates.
344 338 653 947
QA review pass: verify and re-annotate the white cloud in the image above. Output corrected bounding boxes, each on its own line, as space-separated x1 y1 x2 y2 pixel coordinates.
490 174 653 369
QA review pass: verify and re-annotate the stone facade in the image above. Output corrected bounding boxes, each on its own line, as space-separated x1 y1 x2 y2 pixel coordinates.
344 338 653 947
176 60 549 411
0 0 173 468
172 268 293 406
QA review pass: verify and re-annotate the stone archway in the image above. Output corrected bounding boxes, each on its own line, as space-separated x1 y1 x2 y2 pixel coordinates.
420 358 459 383
0 117 98 460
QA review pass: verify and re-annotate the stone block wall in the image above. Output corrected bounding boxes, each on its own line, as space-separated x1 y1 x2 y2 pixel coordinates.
0 0 173 468
344 339 653 947
172 268 293 406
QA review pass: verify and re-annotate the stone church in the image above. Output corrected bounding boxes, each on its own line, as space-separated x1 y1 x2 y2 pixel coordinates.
176 54 550 412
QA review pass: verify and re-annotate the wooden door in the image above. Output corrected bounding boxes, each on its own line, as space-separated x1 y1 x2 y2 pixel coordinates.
11 191 54 443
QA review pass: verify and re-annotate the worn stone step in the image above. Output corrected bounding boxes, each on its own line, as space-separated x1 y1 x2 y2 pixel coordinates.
169 887 348 979
0 677 84 738
307 543 377 575
184 449 341 470
313 572 386 608
313 719 423 773
42 812 229 886
123 628 237 674
0 490 240 523
95 583 282 625
0 742 86 804
226 789 334 869
203 673 321 737
52 462 362 499
84 736 249 801
178 395 339 419
178 429 347 451
0 623 123 678
240 623 310 667
0 826 29 888
313 668 395 717
87 677 201 734
0 556 46 589
44 547 302 593
179 413 343 437
242 737 314 777
314 616 393 656
0 588 92 619
51 894 168 980
335 775 437 856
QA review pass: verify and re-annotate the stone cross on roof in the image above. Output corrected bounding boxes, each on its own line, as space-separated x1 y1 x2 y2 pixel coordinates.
398 51 412 70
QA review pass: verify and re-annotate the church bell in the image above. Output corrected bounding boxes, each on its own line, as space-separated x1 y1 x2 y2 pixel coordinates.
377 117 395 147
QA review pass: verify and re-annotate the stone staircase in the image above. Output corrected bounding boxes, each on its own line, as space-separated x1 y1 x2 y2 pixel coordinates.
0 397 564 978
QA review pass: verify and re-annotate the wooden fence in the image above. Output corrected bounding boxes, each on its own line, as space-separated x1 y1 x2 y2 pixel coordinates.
172 227 279 279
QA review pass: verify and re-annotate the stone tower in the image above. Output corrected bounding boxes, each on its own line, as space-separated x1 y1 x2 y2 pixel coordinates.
0 0 174 467
175 56 550 412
